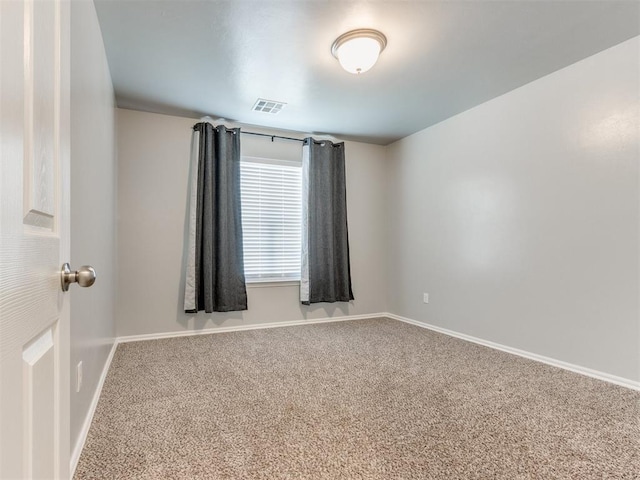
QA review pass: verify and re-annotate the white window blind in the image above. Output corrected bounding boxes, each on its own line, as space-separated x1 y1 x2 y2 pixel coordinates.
240 157 302 282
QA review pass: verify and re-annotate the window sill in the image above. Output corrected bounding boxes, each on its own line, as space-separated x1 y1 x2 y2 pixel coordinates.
246 279 300 288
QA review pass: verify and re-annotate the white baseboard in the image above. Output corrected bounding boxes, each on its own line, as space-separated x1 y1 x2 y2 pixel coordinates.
70 340 118 477
118 312 640 390
117 312 387 344
385 312 640 392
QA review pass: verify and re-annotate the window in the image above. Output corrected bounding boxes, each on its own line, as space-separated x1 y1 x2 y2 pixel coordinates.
240 157 302 282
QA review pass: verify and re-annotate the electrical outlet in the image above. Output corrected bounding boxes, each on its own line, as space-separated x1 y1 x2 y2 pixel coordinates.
423 293 429 304
76 361 83 393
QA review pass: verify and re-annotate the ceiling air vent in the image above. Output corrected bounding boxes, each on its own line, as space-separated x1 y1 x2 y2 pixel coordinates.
252 98 286 114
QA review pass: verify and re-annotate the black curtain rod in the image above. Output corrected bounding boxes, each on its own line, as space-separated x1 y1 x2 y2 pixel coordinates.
242 131 304 143
192 123 340 146
241 132 337 146
192 124 304 143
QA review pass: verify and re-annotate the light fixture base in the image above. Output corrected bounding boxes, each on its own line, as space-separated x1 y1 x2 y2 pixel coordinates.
331 29 387 60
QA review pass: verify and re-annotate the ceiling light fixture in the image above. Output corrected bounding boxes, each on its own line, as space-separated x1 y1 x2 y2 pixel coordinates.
331 29 387 75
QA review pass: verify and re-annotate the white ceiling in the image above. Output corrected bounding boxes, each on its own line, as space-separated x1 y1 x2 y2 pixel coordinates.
94 0 640 145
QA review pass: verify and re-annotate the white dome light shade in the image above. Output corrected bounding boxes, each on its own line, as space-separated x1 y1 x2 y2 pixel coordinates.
331 29 387 75
336 37 381 74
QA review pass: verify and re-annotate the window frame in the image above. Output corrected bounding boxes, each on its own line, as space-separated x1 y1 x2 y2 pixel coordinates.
240 155 303 284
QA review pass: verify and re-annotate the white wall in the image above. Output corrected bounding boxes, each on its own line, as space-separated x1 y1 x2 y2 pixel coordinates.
387 37 639 382
70 0 116 459
116 109 388 337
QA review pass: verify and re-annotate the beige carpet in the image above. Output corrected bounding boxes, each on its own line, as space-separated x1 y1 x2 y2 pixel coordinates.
74 318 639 479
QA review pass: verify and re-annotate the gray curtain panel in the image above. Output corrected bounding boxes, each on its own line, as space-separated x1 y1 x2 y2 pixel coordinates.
301 138 354 305
184 123 247 313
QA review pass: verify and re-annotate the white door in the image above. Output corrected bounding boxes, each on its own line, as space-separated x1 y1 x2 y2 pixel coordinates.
0 0 71 478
